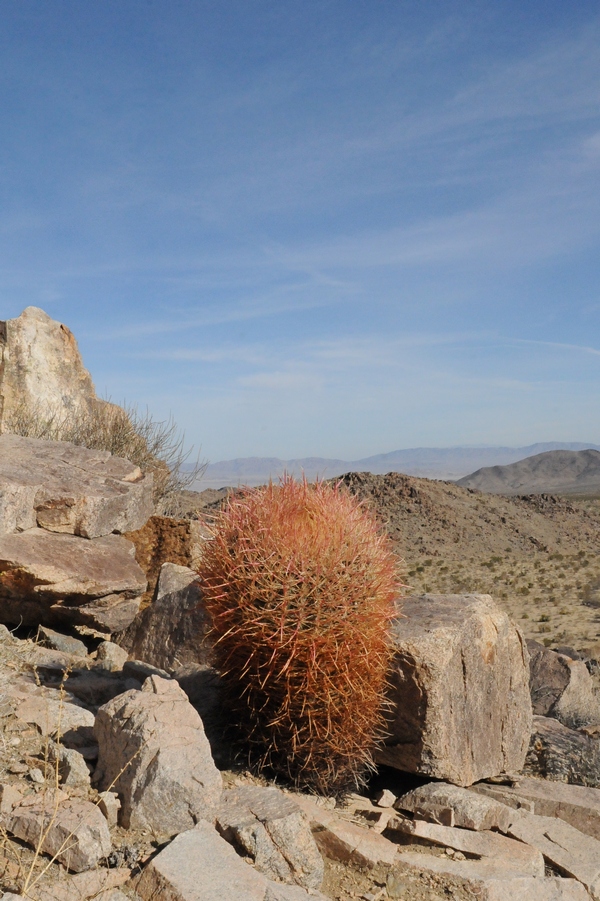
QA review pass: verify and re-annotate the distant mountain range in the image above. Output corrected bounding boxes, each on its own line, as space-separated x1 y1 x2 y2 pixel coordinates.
457 448 600 496
195 442 600 489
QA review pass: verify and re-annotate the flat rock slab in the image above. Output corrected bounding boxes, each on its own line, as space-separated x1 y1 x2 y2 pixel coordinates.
526 716 600 788
507 812 600 899
7 794 111 872
471 777 600 841
0 434 153 538
397 781 517 832
94 675 222 836
389 818 544 877
293 795 398 870
217 785 323 891
135 820 268 901
0 529 146 633
394 852 591 900
117 562 212 673
377 594 532 785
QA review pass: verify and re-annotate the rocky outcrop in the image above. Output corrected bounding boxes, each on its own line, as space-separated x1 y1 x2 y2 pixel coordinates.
94 675 222 836
116 563 212 672
376 594 532 785
0 434 152 539
0 307 100 430
0 529 146 633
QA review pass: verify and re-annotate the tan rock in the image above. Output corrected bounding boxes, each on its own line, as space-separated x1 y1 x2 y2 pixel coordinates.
98 791 121 827
0 434 152 539
377 594 532 785
94 675 222 836
26 866 131 901
0 529 146 633
394 852 591 900
117 562 211 673
16 692 95 738
529 644 600 729
217 785 323 891
0 307 97 429
292 795 397 869
94 640 129 671
7 795 111 872
396 781 517 832
471 776 600 840
507 812 600 899
135 820 268 901
389 817 544 876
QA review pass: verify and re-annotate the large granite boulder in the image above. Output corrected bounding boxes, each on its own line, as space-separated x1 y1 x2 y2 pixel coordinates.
376 594 532 786
117 563 212 672
0 529 146 633
94 675 222 836
0 306 100 430
0 434 152 539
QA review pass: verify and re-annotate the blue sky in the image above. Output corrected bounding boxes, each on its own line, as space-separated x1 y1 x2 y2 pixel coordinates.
1 1 599 462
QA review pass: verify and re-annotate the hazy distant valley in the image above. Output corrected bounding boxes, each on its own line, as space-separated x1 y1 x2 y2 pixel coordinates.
198 441 600 489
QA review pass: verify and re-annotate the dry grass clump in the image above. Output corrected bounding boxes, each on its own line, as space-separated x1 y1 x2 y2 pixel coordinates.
4 399 204 515
198 476 403 795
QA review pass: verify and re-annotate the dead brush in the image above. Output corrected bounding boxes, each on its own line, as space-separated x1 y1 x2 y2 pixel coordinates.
198 476 403 795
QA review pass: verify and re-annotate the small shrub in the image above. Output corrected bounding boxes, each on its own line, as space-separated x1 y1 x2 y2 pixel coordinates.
198 477 402 794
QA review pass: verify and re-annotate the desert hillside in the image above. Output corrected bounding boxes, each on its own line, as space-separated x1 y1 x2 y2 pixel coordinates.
456 448 600 496
335 471 600 654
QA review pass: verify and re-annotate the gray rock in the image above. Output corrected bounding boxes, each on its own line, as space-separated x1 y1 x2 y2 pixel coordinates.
0 433 152 539
122 658 171 681
0 529 146 633
48 742 91 787
507 811 600 899
7 793 111 872
117 563 212 673
293 794 398 869
471 776 600 841
94 675 222 836
98 791 121 827
526 715 600 787
394 852 592 900
216 785 323 890
389 817 544 876
135 820 268 901
37 626 88 658
94 640 129 672
529 643 600 728
396 781 516 832
64 668 134 707
377 594 532 786
16 691 95 738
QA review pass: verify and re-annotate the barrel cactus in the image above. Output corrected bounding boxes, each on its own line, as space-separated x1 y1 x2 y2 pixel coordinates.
198 476 402 794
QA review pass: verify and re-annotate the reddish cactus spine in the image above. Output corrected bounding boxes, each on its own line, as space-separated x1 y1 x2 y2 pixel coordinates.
198 476 402 794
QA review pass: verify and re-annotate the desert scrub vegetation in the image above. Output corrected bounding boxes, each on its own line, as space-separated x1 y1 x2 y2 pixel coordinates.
3 399 204 516
198 476 403 795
